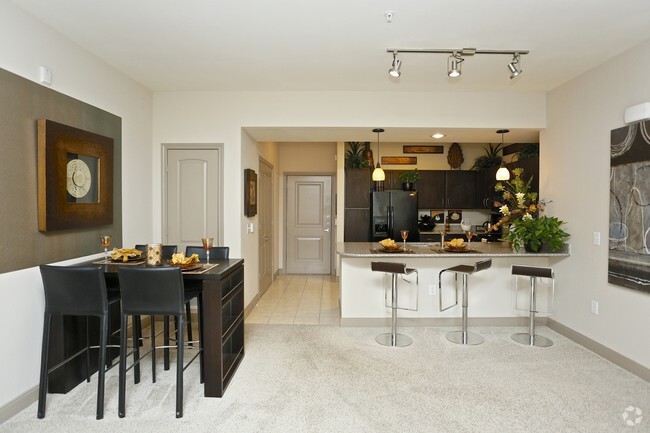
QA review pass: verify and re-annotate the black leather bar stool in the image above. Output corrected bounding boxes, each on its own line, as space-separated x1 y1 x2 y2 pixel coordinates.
38 265 118 420
511 264 555 347
117 266 203 418
371 261 418 347
439 259 492 345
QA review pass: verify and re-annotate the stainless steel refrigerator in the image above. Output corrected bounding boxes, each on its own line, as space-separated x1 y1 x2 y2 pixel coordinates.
371 190 420 242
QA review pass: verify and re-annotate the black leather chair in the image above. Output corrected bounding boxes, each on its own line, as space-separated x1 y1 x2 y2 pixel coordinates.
185 245 229 261
38 265 118 420
117 266 202 418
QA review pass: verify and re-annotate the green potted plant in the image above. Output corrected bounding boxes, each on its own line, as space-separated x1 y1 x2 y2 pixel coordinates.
471 143 504 170
399 169 421 191
345 142 371 169
491 167 570 252
506 215 570 252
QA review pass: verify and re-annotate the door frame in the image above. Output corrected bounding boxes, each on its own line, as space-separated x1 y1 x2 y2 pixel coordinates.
258 157 274 294
283 172 336 275
161 143 224 245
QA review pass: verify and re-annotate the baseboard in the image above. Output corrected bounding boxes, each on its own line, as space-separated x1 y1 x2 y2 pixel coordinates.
340 316 546 327
0 386 38 425
244 293 260 319
547 319 650 382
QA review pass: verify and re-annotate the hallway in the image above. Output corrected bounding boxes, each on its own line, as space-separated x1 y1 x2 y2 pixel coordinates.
245 274 340 325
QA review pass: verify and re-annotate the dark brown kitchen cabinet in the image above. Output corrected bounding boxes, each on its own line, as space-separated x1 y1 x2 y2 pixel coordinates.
384 170 406 190
445 170 477 209
475 166 500 208
344 169 372 241
344 208 370 241
345 168 372 208
418 170 446 208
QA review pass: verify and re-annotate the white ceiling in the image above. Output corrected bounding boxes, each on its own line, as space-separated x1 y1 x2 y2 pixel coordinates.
12 0 650 143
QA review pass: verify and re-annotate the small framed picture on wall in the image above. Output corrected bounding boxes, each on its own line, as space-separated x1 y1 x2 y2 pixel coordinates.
244 168 257 217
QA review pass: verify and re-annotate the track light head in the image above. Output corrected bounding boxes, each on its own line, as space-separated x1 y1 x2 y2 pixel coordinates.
447 52 463 78
389 51 401 77
508 53 522 79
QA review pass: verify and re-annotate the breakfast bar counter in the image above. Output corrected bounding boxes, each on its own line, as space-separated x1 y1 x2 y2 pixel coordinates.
336 242 570 325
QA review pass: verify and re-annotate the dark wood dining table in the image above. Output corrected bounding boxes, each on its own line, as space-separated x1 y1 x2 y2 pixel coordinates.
48 257 245 398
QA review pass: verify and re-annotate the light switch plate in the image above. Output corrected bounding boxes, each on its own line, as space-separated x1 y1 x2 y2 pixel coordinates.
39 66 52 85
592 232 600 246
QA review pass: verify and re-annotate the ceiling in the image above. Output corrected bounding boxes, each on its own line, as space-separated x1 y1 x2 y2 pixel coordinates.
12 0 650 143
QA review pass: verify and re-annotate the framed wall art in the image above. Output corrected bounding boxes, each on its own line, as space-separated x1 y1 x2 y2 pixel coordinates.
244 168 257 217
37 119 114 232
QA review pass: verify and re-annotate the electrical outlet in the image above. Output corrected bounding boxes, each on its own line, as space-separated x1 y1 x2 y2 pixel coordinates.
592 232 601 246
429 284 437 296
591 300 599 315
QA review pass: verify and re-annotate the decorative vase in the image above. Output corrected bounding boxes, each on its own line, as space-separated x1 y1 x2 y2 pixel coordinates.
402 182 414 191
363 142 374 168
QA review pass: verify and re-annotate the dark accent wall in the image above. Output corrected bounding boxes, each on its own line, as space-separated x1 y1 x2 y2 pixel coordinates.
0 68 122 273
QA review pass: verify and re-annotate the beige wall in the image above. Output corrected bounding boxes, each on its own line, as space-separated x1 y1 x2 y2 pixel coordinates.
543 38 650 368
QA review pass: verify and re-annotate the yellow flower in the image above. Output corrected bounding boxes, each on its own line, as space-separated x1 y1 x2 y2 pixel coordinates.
500 205 510 216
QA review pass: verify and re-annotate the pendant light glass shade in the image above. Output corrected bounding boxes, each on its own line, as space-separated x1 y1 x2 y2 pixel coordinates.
371 128 385 181
496 166 510 181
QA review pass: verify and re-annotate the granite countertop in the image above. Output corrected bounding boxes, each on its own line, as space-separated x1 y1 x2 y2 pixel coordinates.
337 241 570 258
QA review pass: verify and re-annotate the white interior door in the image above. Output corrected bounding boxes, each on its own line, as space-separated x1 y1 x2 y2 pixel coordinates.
165 147 221 253
286 175 332 274
258 160 273 294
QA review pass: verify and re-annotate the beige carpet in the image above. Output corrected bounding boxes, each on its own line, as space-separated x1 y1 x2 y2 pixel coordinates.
2 324 648 433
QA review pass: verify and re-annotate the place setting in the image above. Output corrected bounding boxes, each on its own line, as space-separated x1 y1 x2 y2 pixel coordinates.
92 236 146 265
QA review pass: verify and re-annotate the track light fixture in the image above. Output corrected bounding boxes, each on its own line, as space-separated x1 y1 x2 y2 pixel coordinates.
389 51 401 77
507 53 522 79
447 52 464 78
386 47 529 79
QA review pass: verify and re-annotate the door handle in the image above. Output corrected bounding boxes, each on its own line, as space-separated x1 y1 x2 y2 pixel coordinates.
324 228 330 232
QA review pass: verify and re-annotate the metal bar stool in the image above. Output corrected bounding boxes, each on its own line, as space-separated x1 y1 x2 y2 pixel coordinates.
511 264 554 347
439 259 492 345
371 261 418 347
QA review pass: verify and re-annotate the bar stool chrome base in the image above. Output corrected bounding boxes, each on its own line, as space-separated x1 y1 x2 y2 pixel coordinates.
376 332 413 347
446 330 484 345
511 332 553 347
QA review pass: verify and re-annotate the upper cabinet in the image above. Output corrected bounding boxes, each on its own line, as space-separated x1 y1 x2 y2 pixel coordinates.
445 170 477 209
475 166 500 208
344 168 372 208
384 170 406 191
418 170 446 208
506 156 539 194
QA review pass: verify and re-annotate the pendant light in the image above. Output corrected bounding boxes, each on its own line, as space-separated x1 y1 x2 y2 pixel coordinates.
495 129 510 181
371 128 386 182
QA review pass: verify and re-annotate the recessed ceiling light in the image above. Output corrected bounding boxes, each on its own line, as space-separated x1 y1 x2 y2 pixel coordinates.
431 133 445 139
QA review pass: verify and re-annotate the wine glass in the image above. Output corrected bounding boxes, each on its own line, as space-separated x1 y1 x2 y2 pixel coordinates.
400 229 409 249
100 235 112 262
201 237 213 264
465 228 474 246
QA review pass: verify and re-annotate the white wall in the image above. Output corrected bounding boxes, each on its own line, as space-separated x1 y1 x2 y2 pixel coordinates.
0 1 153 410
543 38 650 368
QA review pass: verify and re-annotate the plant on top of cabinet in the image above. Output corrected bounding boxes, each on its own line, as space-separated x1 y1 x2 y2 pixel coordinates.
345 142 372 169
470 143 504 170
515 143 539 161
399 169 421 191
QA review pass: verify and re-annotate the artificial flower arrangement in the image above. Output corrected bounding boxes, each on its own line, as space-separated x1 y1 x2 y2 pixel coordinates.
491 168 569 252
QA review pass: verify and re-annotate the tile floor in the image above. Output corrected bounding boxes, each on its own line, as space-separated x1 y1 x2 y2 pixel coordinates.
245 274 340 325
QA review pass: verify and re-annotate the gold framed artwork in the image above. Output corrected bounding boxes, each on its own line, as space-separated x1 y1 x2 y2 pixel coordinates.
430 210 445 223
244 168 257 217
37 119 114 232
403 145 444 154
381 156 418 165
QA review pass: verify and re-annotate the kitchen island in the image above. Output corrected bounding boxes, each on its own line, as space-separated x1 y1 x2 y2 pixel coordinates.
337 241 570 326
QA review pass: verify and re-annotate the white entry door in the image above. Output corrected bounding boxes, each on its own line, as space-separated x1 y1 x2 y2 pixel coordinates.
286 175 332 274
165 146 221 253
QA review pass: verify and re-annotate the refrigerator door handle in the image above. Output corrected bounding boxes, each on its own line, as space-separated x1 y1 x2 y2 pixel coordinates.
387 206 394 237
